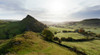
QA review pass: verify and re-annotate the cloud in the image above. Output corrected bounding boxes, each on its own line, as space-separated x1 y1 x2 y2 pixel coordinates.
0 0 28 20
72 5 100 19
0 0 50 20
0 0 24 11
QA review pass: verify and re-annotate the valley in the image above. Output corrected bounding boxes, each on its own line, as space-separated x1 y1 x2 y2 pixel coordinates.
0 15 100 55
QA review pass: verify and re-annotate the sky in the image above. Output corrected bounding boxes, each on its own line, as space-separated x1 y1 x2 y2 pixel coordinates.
0 0 100 22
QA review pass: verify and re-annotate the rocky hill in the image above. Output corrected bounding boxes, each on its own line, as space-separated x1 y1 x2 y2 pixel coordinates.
21 15 47 32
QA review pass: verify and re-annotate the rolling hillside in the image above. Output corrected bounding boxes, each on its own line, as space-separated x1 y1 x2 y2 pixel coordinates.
63 18 100 28
78 18 100 27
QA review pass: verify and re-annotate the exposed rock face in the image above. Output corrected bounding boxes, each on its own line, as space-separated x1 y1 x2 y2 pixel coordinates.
21 15 47 32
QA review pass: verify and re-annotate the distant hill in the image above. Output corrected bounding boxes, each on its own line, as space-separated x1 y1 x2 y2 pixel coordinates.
0 15 47 39
63 18 100 27
78 18 100 27
0 20 10 24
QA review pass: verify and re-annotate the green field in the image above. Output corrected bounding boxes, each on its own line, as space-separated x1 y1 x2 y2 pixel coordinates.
62 40 100 55
55 33 85 39
49 27 100 55
63 24 100 34
85 28 100 34
48 27 74 33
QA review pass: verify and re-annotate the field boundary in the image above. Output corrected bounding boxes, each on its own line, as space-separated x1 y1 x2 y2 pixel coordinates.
52 41 87 55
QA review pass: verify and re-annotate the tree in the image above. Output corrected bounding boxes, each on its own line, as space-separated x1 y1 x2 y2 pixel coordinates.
54 32 57 34
61 37 66 41
42 29 54 41
54 37 59 41
58 39 62 44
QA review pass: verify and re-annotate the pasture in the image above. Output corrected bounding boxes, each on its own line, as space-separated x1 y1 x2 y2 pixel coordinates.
49 27 100 55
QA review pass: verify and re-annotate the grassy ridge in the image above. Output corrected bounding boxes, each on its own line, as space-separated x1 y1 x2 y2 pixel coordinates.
0 31 76 55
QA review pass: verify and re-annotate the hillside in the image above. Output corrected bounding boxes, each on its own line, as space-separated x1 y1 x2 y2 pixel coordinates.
62 18 100 28
78 18 100 27
0 15 47 39
0 31 76 55
21 15 47 32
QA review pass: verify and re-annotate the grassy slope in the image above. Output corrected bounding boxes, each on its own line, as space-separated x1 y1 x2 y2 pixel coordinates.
26 42 77 55
0 39 7 45
49 27 100 55
0 31 76 55
0 22 25 39
63 40 100 55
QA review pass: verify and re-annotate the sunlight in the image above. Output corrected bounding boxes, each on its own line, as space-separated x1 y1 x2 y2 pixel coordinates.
48 1 65 13
44 0 80 22
46 0 79 14
24 0 81 22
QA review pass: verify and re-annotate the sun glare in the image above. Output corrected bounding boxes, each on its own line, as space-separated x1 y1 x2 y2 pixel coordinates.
49 1 65 13
25 0 80 22
46 0 78 15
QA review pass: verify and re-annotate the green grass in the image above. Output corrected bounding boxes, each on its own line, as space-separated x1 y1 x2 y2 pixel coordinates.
49 27 85 39
62 40 100 55
55 33 85 39
48 27 74 33
49 27 100 55
65 25 100 34
0 22 25 39
0 31 77 55
0 39 7 45
85 28 100 34
25 42 77 55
